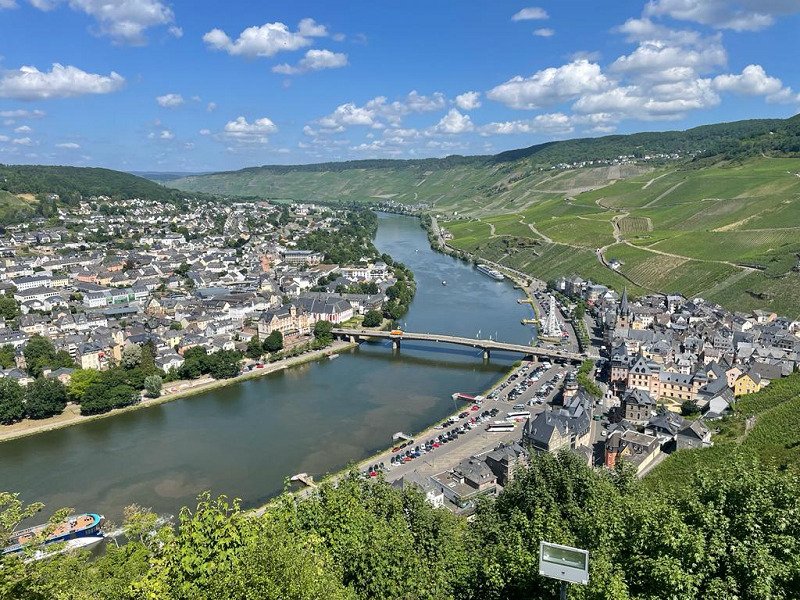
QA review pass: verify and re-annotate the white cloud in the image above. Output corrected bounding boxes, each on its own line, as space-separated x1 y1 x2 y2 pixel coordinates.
0 135 8 142
272 49 348 75
168 25 182 38
0 109 45 118
0 0 17 8
156 93 184 107
480 113 574 136
206 102 217 112
713 64 798 102
314 90 446 132
487 59 611 109
56 142 80 149
455 91 481 111
12 137 33 145
533 28 555 37
431 109 474 134
14 125 31 133
512 7 548 21
574 79 720 120
645 0 800 31
610 36 726 82
199 128 211 135
0 63 124 100
33 0 176 45
159 129 173 140
223 116 278 144
203 18 327 58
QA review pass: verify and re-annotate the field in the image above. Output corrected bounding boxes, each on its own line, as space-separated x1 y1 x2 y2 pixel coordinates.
0 190 36 221
437 157 800 317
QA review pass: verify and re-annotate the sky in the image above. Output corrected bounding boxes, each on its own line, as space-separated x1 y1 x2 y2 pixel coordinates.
0 0 799 172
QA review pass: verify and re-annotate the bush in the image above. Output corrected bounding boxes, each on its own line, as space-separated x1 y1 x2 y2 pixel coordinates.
362 310 383 328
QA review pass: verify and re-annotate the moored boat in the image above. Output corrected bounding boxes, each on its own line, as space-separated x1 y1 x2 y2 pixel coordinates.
476 264 505 281
3 513 104 556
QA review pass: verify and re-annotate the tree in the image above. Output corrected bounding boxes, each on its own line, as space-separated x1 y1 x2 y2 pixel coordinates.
144 375 162 399
23 335 56 378
263 330 284 353
25 378 67 419
121 343 142 369
314 320 333 345
246 336 263 360
169 321 182 330
362 310 382 328
0 379 25 424
681 399 701 416
66 368 100 402
0 344 16 369
0 295 19 321
80 380 138 415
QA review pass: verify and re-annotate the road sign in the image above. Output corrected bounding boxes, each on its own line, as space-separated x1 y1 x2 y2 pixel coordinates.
539 541 589 585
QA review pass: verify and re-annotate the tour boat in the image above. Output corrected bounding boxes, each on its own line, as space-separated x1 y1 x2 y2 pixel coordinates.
3 513 104 556
476 264 505 281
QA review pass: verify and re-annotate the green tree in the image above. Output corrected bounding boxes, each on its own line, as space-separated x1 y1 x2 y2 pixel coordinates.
246 336 263 360
681 399 701 416
0 295 19 321
24 378 67 419
144 375 162 399
263 330 284 353
313 320 333 345
0 344 16 369
66 368 100 402
121 343 143 369
23 335 56 378
0 379 25 424
362 310 382 328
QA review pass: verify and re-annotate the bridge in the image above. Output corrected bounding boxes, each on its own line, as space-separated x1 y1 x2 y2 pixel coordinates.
331 328 586 364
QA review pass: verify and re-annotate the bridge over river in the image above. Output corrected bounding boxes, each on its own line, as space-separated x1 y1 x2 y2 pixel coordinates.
331 328 586 364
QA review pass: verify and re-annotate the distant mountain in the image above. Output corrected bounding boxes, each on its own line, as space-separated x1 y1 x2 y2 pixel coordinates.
169 114 800 200
130 171 211 183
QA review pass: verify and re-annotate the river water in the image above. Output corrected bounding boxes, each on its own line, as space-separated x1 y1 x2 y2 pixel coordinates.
0 213 533 523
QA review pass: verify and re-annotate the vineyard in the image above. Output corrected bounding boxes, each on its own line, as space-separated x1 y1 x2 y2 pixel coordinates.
617 216 652 235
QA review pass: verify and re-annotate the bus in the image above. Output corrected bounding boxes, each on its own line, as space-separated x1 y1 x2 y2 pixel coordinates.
507 411 531 421
485 421 516 432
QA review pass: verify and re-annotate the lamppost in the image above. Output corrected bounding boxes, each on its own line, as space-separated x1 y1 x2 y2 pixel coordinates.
538 541 589 599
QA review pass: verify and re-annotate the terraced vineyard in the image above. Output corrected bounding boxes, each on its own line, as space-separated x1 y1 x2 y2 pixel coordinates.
441 157 800 316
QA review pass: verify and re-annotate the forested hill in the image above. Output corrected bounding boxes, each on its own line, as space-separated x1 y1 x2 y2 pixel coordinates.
0 165 182 203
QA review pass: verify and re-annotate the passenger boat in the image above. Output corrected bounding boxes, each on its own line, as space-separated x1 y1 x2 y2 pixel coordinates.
3 513 104 556
476 264 505 281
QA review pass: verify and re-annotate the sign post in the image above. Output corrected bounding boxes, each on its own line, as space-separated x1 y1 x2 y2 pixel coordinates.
539 541 589 599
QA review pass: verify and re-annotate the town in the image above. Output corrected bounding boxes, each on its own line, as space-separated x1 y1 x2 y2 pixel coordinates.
0 197 412 427
382 271 799 514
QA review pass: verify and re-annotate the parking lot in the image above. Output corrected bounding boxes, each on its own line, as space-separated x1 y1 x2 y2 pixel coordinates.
360 360 574 482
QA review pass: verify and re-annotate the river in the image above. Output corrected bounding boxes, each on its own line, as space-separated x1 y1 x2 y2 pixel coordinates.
0 213 534 523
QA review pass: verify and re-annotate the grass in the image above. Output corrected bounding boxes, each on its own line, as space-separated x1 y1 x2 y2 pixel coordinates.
645 373 800 493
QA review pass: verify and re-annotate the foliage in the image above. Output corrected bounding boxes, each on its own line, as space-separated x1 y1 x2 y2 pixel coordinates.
245 336 263 360
313 321 333 345
176 347 243 381
681 399 701 416
23 335 74 378
0 344 15 369
67 369 101 402
0 378 25 424
577 359 603 398
362 310 383 328
24 377 67 419
262 330 284 353
296 208 378 265
121 344 143 369
0 295 19 321
143 375 162 399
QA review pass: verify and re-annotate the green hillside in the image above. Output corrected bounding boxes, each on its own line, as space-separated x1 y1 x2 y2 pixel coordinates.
0 164 184 203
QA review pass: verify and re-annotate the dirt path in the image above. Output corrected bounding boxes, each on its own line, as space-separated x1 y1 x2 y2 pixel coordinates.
642 180 685 208
524 220 553 243
697 268 754 298
642 171 673 190
621 241 755 270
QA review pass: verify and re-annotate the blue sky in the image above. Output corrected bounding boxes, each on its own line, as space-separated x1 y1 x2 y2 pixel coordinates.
0 0 799 172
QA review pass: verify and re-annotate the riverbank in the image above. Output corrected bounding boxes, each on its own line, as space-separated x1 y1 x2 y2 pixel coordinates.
0 340 357 444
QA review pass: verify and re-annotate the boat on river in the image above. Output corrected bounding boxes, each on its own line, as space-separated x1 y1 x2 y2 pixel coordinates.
3 513 104 556
476 264 505 281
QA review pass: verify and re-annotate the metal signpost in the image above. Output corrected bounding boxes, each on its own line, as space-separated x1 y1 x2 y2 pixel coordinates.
539 541 589 599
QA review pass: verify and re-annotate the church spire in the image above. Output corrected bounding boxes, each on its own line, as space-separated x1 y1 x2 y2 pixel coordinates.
620 286 629 315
